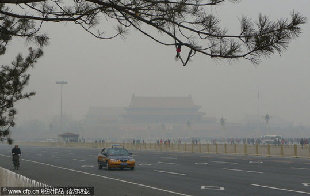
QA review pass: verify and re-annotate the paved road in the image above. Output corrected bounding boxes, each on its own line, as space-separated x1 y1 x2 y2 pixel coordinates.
1 144 310 196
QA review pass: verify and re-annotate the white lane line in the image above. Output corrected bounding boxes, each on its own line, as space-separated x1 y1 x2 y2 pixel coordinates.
154 170 186 176
303 183 310 187
79 160 86 162
160 157 178 160
157 161 177 165
251 184 310 195
223 168 263 174
246 170 264 174
138 163 152 166
72 159 78 161
212 161 238 165
0 153 191 196
81 165 94 168
194 163 209 165
201 186 224 191
292 167 310 170
224 168 242 172
249 161 263 164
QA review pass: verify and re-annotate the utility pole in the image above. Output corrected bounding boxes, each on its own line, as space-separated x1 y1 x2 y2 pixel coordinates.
257 88 260 133
56 81 68 134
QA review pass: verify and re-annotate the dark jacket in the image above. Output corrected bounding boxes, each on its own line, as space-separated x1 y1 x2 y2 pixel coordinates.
12 147 21 155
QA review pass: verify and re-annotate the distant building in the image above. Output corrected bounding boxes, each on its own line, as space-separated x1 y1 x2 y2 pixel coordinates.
58 133 79 142
124 95 205 123
81 96 230 138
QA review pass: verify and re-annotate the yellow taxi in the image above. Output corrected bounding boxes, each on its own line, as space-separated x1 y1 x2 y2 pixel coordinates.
97 145 135 170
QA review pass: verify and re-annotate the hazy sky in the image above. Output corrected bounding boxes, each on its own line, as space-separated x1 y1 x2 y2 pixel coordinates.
3 0 310 126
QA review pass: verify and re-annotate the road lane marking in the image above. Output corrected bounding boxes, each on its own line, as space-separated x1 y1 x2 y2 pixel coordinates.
249 161 263 164
81 165 94 168
223 168 263 174
270 160 292 164
79 160 86 162
303 183 310 187
251 184 310 195
201 186 224 191
212 161 238 165
157 161 176 165
0 154 11 158
154 170 186 176
0 153 191 196
72 159 78 161
292 167 310 170
224 168 242 172
138 163 152 166
246 170 263 174
194 163 209 165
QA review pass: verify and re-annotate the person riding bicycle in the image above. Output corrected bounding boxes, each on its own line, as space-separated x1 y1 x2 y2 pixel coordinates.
12 145 21 170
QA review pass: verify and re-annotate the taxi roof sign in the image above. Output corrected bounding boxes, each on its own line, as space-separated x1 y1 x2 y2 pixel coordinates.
112 144 124 148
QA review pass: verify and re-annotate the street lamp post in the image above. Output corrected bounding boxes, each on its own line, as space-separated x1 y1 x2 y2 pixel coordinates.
56 81 68 134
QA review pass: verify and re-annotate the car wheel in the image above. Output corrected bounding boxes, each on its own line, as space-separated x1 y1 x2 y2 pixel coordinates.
130 167 134 170
98 164 102 169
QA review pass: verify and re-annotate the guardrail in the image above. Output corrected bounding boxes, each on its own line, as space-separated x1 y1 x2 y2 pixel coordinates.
19 142 310 158
0 166 47 187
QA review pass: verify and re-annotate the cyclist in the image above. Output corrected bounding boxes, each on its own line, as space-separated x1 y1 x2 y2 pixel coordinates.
12 145 21 170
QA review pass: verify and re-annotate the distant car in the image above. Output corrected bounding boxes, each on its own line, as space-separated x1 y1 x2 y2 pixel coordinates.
97 145 135 170
261 135 282 145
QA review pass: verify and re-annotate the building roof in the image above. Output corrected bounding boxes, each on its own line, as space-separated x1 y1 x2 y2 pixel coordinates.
128 95 200 109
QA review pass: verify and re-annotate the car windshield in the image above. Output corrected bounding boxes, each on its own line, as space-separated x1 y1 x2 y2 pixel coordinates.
107 148 129 156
